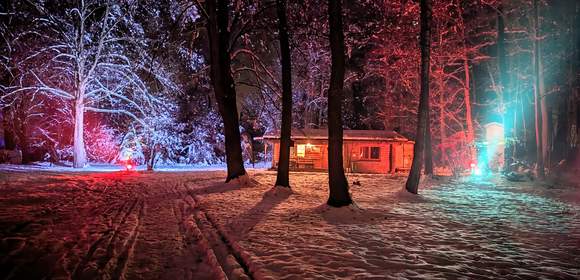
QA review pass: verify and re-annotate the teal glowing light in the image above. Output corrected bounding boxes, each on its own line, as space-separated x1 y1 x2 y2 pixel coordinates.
471 122 505 176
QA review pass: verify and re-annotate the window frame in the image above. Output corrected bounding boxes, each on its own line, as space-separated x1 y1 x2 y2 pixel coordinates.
360 146 381 161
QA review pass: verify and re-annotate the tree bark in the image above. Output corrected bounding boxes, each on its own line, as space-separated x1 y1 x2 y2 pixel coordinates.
15 120 31 163
147 145 156 171
533 0 545 178
274 0 293 188
437 70 446 166
207 0 247 182
552 95 568 162
2 108 15 150
540 57 549 168
455 0 477 169
405 0 431 194
424 107 433 175
569 2 580 160
73 96 86 168
462 52 476 167
327 0 352 207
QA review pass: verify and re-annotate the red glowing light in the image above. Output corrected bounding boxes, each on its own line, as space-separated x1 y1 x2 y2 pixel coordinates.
126 164 133 170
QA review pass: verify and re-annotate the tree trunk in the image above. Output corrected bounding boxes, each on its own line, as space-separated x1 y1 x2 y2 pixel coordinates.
207 0 247 182
147 146 155 171
274 0 293 188
533 0 545 178
423 1 435 176
540 57 549 168
437 70 446 166
405 0 431 194
462 54 476 166
517 77 528 154
497 3 512 171
2 108 15 150
16 121 31 163
552 98 567 163
326 0 352 207
73 97 86 168
565 4 580 161
424 108 433 175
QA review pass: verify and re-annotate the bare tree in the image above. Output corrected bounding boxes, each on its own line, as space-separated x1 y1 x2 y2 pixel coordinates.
455 0 477 169
327 0 352 207
406 0 431 194
274 0 292 188
2 1 166 168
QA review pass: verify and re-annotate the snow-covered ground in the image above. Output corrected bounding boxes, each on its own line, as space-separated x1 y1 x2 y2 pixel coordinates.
0 167 579 279
0 161 271 173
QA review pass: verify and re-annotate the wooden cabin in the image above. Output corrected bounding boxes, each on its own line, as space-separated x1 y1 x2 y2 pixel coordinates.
262 129 414 174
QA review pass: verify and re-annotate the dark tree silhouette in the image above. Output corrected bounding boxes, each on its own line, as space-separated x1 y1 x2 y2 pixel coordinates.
405 0 432 194
498 3 513 172
326 0 353 207
533 0 545 179
274 0 293 188
206 0 247 182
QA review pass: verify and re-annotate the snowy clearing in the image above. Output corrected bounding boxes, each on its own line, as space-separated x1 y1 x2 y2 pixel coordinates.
0 162 271 173
0 168 579 279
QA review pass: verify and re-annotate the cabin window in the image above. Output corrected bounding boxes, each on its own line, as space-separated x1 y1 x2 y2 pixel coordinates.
361 147 380 160
296 144 306 157
307 144 321 154
296 143 320 158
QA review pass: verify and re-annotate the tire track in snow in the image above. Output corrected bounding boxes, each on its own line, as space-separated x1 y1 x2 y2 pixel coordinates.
72 198 141 279
172 182 227 280
182 182 257 280
110 200 145 280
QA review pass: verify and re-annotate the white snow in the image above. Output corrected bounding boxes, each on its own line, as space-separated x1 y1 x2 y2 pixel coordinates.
0 168 578 279
199 171 580 279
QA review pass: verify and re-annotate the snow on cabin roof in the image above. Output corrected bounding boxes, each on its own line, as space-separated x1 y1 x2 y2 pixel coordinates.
261 128 410 142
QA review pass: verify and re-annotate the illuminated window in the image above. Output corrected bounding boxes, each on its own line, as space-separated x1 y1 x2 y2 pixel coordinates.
308 145 321 154
296 144 306 157
361 147 380 160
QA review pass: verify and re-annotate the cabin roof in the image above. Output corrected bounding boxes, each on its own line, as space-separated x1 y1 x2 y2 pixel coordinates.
261 128 411 142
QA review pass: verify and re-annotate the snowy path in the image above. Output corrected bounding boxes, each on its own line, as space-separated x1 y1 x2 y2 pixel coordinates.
1 169 579 279
0 170 247 280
